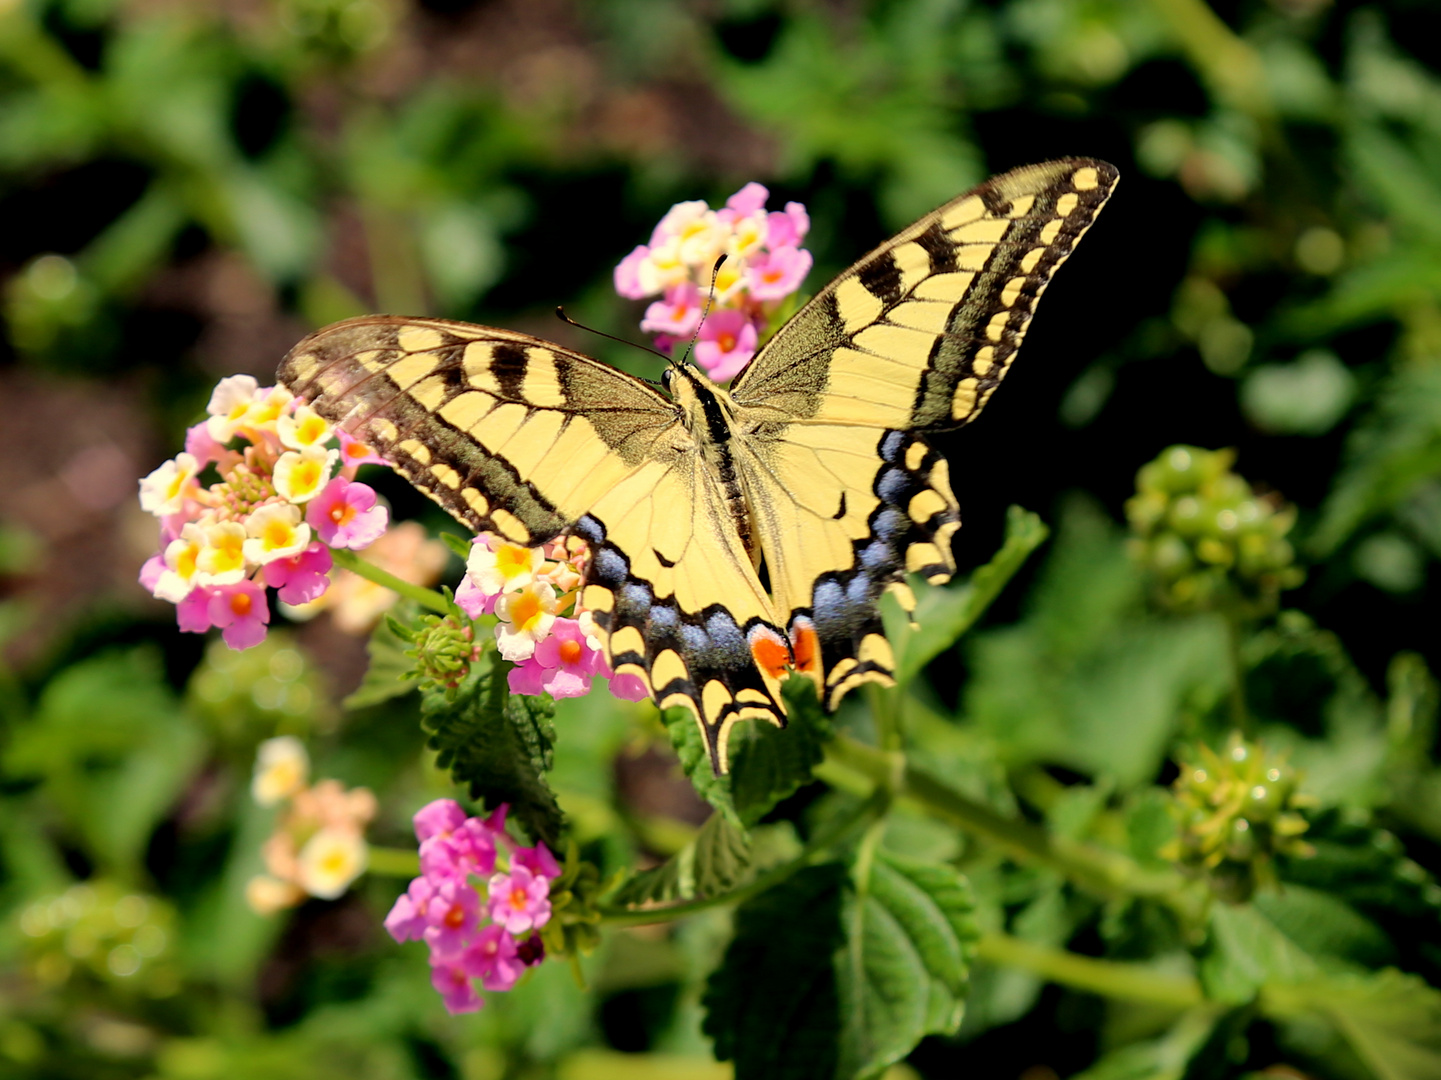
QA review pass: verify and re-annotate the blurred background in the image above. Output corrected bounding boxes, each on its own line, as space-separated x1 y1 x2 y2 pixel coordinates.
2 0 1439 1077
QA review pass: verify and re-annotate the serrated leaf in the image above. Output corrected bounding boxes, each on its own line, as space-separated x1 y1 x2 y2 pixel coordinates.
703 864 847 1080
343 603 421 710
420 655 563 847
728 678 832 827
886 504 1049 685
838 853 978 1079
1265 969 1441 1080
609 812 752 908
661 706 742 828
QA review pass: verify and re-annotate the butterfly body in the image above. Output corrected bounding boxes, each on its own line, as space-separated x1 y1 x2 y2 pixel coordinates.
278 159 1119 772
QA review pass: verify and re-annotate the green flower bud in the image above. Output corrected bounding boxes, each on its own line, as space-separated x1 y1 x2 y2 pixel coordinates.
1161 732 1317 903
1126 445 1304 617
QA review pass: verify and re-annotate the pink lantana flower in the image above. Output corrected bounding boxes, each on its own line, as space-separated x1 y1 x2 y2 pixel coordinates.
384 875 436 943
532 617 603 699
614 245 650 300
748 246 814 302
465 924 524 992
694 309 758 382
177 586 216 633
487 864 551 935
726 181 770 216
513 844 562 880
767 202 811 249
207 580 270 649
337 430 389 471
261 542 333 604
306 477 388 549
430 955 484 1014
423 877 483 958
414 799 468 842
640 282 703 338
507 655 548 696
184 421 240 472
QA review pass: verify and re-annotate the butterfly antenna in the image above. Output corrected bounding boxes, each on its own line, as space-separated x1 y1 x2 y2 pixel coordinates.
679 255 727 367
553 307 672 363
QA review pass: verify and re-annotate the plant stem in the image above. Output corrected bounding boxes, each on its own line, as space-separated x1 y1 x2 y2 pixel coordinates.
1224 610 1251 734
330 547 452 615
597 790 888 928
821 733 1186 901
975 933 1204 1008
366 846 421 877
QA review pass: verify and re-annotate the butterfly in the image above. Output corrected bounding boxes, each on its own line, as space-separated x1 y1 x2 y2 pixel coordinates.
278 159 1118 773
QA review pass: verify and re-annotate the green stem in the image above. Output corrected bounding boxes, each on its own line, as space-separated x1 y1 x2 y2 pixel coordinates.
1224 610 1251 734
822 733 1186 901
597 790 889 928
976 933 1204 1008
366 846 421 877
330 547 452 615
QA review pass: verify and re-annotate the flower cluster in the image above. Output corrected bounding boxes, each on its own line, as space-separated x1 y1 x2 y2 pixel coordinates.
246 737 377 913
18 881 178 996
1162 732 1316 903
138 375 390 649
615 182 812 382
385 799 560 1014
1126 445 1305 617
455 533 648 704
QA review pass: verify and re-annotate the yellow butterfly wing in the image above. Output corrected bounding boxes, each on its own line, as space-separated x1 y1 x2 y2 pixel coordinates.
729 159 1119 705
278 316 788 769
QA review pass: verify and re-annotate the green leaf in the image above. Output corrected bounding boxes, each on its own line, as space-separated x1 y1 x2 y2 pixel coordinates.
1264 969 1441 1080
1068 1007 1221 1080
3 647 204 873
837 853 978 1079
661 706 740 828
440 530 472 561
728 678 833 828
886 504 1049 685
343 603 421 710
703 863 847 1080
420 654 564 847
609 812 752 908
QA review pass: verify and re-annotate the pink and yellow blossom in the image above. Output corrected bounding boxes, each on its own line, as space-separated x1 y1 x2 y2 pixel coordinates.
273 446 337 503
243 503 312 565
493 582 560 662
138 453 201 516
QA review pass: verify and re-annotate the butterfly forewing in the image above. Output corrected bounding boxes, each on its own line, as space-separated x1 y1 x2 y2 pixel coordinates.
278 315 788 773
731 159 1119 431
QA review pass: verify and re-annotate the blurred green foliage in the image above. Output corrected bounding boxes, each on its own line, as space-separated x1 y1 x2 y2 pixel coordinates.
4 0 1441 1078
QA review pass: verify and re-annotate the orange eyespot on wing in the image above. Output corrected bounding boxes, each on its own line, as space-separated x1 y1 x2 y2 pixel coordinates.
749 626 792 682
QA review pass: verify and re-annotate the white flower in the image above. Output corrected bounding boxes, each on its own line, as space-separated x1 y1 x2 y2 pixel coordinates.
252 736 310 806
295 827 368 900
153 522 206 602
637 237 689 295
276 403 333 451
467 535 545 596
194 520 248 585
243 503 311 565
138 453 201 517
273 446 337 503
205 375 261 442
494 581 560 662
